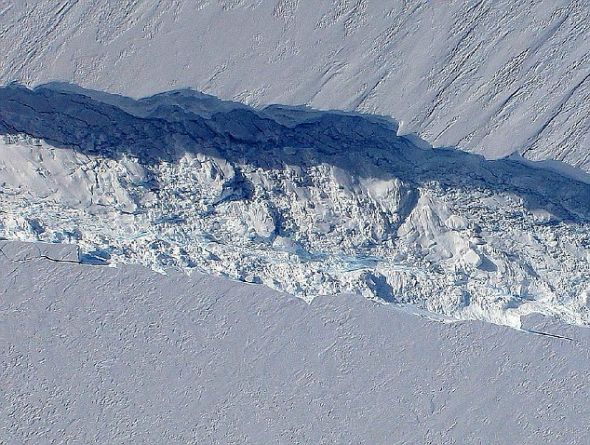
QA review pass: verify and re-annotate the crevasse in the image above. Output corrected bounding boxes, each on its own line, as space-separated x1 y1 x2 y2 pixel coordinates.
0 84 589 329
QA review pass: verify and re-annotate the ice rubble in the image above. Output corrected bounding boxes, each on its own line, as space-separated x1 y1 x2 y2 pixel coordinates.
0 85 589 328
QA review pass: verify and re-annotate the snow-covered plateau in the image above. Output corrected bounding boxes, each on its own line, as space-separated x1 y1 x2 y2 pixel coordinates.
0 84 588 329
1 0 590 171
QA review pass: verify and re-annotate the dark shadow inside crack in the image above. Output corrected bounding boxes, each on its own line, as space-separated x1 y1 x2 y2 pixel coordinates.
0 82 589 224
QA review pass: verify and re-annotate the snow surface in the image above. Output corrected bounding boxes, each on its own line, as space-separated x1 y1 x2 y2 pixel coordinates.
1 0 590 171
1 84 589 329
1 240 589 444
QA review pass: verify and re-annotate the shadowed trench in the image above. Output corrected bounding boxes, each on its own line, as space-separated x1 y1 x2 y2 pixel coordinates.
0 82 589 224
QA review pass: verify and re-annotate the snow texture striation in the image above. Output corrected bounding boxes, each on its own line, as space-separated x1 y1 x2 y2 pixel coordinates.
1 241 589 444
0 84 589 329
1 0 590 171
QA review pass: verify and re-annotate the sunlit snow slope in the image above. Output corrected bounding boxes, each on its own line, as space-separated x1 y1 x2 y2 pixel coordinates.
1 84 589 328
0 0 589 170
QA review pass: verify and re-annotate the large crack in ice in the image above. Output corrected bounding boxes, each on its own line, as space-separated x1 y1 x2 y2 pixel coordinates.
0 84 589 329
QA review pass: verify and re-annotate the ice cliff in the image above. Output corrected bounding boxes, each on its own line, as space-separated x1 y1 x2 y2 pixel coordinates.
2 0 590 171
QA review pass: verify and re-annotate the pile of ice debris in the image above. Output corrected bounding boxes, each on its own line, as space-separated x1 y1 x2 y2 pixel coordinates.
1 84 588 328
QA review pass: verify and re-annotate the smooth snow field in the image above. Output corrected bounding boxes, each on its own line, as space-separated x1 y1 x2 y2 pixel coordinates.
1 241 589 444
1 0 590 171
0 84 588 329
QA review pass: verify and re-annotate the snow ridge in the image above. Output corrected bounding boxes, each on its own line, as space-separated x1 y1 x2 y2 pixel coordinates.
1 84 589 328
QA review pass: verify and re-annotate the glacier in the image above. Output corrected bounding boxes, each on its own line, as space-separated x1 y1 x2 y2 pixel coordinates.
3 3 590 442
0 83 589 329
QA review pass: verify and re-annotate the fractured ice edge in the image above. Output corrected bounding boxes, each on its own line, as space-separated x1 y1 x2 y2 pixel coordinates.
0 83 589 328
